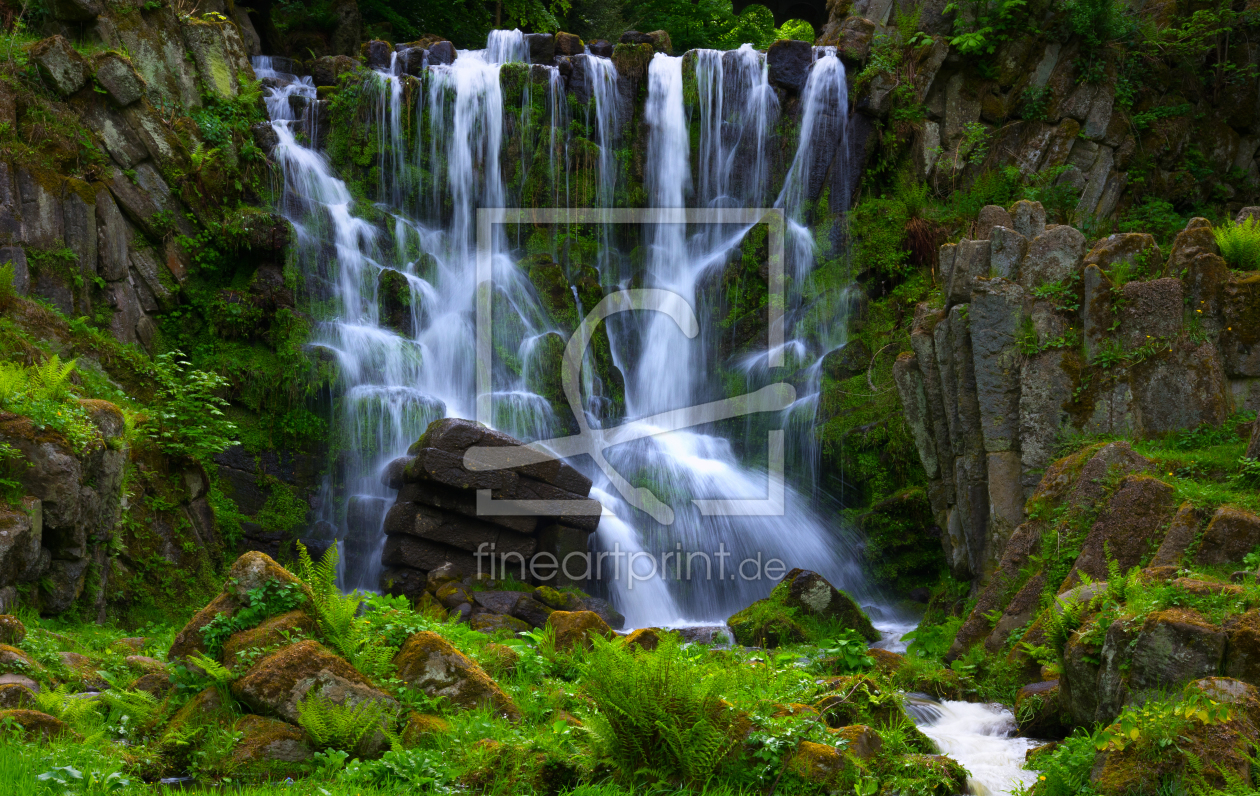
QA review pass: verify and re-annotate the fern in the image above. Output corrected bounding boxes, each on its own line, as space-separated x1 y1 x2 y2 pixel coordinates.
35 683 103 736
581 634 739 787
294 543 396 680
31 355 77 399
296 690 391 754
186 652 239 709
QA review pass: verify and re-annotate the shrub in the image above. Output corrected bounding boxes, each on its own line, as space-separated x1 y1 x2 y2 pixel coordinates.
0 356 99 453
138 351 238 462
1214 218 1260 270
297 690 392 755
581 634 741 787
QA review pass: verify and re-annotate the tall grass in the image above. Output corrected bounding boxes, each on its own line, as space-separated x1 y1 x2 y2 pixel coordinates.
1213 218 1260 270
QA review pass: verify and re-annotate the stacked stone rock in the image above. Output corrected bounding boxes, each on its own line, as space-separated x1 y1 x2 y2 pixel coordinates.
892 203 1260 585
378 418 602 599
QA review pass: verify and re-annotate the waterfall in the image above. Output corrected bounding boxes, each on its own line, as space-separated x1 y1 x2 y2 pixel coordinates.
253 33 870 622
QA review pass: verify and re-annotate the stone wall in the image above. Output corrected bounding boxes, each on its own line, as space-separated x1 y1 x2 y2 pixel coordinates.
5 0 275 353
893 204 1260 584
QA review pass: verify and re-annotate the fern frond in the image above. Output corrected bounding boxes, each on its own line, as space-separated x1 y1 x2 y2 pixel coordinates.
187 652 234 687
296 691 390 754
33 355 77 398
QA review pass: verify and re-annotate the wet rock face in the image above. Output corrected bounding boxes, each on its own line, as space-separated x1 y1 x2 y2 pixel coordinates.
767 39 813 93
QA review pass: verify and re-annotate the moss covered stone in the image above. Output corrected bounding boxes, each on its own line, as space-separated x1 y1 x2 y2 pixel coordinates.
622 627 660 651
399 711 451 747
0 709 72 740
469 613 530 635
546 610 612 651
393 631 519 721
0 616 25 645
167 591 237 660
231 640 395 724
0 645 37 676
0 682 34 708
221 609 317 669
230 714 312 769
786 740 853 787
225 551 306 601
727 569 878 648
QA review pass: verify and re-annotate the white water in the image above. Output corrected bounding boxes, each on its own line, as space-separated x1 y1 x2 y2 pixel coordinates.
906 695 1042 796
253 35 873 624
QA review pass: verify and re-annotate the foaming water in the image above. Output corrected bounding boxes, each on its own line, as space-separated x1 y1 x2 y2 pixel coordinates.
256 34 871 623
906 694 1042 796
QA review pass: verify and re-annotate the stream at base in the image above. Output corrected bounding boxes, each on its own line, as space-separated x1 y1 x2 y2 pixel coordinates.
874 623 1042 796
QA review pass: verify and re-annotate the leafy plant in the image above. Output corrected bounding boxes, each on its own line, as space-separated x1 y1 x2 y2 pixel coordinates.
942 0 1027 56
1095 690 1231 755
816 628 876 673
902 616 962 660
0 357 99 453
1214 218 1260 271
138 351 238 462
582 634 741 786
197 578 307 658
296 690 393 755
295 543 398 679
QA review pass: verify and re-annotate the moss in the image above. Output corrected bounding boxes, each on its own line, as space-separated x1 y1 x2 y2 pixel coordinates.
0 709 73 741
857 487 948 593
546 610 613 651
220 609 317 669
393 631 519 720
400 711 451 747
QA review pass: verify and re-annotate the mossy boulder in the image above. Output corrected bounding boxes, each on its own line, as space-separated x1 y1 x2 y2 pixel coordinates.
225 551 307 602
221 610 317 669
1195 506 1260 566
0 645 38 676
902 754 970 795
786 740 854 788
533 584 582 611
231 640 397 725
622 627 661 651
162 686 228 747
1015 680 1067 738
0 616 25 645
0 709 72 741
168 591 237 660
546 611 612 651
727 602 808 648
131 671 172 698
393 631 519 721
477 643 519 678
833 724 883 758
469 613 530 635
727 570 877 647
399 712 451 747
0 682 34 708
230 714 312 770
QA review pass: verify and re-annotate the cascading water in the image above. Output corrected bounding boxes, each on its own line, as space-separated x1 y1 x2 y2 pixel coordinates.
253 34 874 626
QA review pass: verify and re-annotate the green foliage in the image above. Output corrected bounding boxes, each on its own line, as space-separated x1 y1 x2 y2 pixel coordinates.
1095 689 1231 755
35 684 102 732
581 634 740 787
297 690 392 755
943 0 1028 56
197 578 307 658
0 356 99 454
902 616 962 660
816 629 876 674
295 543 398 680
1213 218 1260 271
0 261 14 305
1063 0 1129 53
1016 727 1101 796
1118 198 1187 248
137 351 238 462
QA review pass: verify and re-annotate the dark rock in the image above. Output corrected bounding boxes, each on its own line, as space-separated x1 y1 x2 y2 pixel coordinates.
472 590 528 615
382 535 480 578
1195 506 1260 566
1015 680 1066 738
380 566 428 601
767 39 812 94
428 41 456 65
365 40 392 70
646 30 672 54
1129 609 1226 693
524 33 554 63
510 594 554 628
251 122 279 156
822 340 871 380
555 32 582 56
50 0 100 21
975 205 1013 240
413 417 593 495
395 480 536 534
588 40 613 57
618 31 654 45
310 55 359 87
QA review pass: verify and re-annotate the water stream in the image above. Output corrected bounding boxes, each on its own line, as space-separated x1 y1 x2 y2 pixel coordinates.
254 36 878 626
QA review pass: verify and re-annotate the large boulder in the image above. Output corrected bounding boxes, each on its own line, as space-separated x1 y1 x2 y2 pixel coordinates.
1224 611 1260 683
546 610 612 651
1195 507 1260 566
30 36 89 95
231 640 397 726
393 631 519 721
221 610 318 669
779 569 879 641
767 39 812 93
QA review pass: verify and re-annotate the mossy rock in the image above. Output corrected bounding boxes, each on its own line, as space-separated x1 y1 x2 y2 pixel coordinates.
1224 610 1260 684
399 711 451 748
622 627 661 651
900 754 970 795
229 714 312 771
546 610 612 651
726 603 808 648
393 631 519 721
162 686 228 749
779 569 879 641
225 551 307 602
786 740 855 788
168 591 237 661
477 643 519 678
0 616 25 645
0 709 73 741
0 645 39 677
221 610 317 670
533 584 582 611
231 640 395 725
0 682 34 708
469 613 530 635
